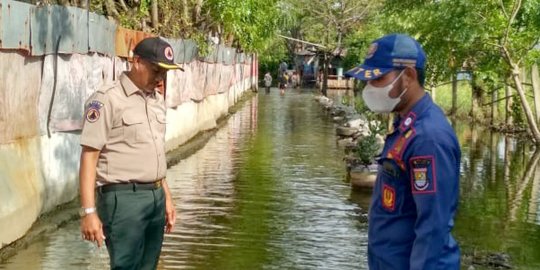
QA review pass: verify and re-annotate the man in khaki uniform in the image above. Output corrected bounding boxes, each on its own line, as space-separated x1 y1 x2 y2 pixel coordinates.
79 37 183 270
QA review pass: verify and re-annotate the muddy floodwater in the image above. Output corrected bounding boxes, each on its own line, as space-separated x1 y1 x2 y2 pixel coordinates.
1 88 539 269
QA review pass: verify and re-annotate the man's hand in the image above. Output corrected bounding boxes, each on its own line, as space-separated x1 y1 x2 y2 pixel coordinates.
164 194 176 233
80 213 105 247
79 146 103 246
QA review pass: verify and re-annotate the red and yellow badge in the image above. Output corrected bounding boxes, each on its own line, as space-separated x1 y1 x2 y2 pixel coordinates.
382 184 396 211
410 156 437 194
85 100 104 123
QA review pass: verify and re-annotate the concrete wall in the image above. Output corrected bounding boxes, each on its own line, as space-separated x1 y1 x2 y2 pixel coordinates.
0 51 255 249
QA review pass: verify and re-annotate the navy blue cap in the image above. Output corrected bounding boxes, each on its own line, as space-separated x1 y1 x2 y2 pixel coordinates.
345 34 426 80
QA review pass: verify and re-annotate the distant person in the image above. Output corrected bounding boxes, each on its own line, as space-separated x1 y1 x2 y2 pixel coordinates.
279 73 288 95
279 61 288 76
264 72 272 94
79 37 182 270
282 73 289 88
345 34 461 269
291 71 300 88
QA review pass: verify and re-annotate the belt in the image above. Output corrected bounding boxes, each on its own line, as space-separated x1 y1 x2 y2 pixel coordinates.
99 180 162 193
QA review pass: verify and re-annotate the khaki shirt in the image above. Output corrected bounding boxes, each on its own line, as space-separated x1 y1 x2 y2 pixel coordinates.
80 72 166 185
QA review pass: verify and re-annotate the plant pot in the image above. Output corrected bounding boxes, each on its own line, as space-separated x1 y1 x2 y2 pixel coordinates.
349 164 377 189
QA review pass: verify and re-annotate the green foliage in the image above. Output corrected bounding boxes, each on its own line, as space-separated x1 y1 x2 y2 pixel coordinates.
342 25 384 71
258 39 288 81
356 132 379 165
205 0 280 52
433 81 473 117
357 0 540 90
353 94 387 165
84 0 281 54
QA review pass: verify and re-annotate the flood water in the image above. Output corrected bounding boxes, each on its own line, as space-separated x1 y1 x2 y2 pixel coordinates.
1 88 539 269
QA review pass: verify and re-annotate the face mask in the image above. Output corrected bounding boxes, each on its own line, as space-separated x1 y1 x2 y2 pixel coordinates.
362 71 408 113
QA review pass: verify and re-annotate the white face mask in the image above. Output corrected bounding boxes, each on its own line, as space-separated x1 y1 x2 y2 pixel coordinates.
362 71 408 113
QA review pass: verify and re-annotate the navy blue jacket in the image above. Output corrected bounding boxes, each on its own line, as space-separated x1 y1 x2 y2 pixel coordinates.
368 94 460 269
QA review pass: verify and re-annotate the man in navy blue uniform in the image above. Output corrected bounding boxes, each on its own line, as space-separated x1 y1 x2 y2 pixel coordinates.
345 34 461 269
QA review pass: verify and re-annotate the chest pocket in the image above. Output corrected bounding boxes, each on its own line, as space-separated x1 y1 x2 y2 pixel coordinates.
377 158 407 213
154 111 166 135
121 113 145 143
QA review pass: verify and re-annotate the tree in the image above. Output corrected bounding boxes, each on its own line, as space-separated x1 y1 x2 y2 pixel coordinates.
272 0 377 95
366 0 540 142
47 0 281 54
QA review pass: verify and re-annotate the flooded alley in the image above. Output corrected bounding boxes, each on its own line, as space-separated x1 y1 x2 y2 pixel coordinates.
1 89 540 269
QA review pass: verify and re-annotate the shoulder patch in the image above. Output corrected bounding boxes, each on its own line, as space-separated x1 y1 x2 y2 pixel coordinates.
410 156 436 194
85 100 104 123
409 156 437 194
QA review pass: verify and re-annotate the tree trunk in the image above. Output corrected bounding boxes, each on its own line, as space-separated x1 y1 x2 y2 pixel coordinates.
104 0 120 18
490 131 497 184
505 83 513 126
117 0 129 11
151 0 159 29
193 0 203 26
470 76 482 120
182 0 189 22
532 64 540 124
510 66 540 143
491 86 498 125
451 73 458 116
501 45 540 142
322 53 329 97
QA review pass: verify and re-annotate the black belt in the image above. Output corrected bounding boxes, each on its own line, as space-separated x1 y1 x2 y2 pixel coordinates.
99 180 162 193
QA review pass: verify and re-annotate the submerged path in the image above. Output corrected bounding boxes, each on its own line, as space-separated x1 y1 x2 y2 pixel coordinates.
2 88 540 269
0 88 369 269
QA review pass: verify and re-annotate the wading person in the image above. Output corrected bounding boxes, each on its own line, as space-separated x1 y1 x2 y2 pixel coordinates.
345 34 461 269
264 71 272 94
79 37 183 270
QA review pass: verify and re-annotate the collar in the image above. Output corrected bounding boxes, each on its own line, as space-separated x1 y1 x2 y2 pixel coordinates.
394 93 432 133
120 72 156 99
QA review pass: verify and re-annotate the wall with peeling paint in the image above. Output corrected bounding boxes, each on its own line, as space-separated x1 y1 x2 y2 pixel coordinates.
0 0 258 249
0 55 255 249
0 53 257 250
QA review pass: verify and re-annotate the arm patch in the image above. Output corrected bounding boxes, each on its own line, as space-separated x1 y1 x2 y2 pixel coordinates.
410 156 436 194
85 100 104 123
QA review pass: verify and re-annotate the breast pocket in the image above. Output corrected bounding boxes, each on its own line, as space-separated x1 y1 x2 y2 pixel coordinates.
155 112 166 136
121 114 144 144
377 158 405 213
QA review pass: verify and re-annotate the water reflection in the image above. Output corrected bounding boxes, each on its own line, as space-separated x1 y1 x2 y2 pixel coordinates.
2 90 540 269
0 89 367 270
161 89 367 269
455 123 540 269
